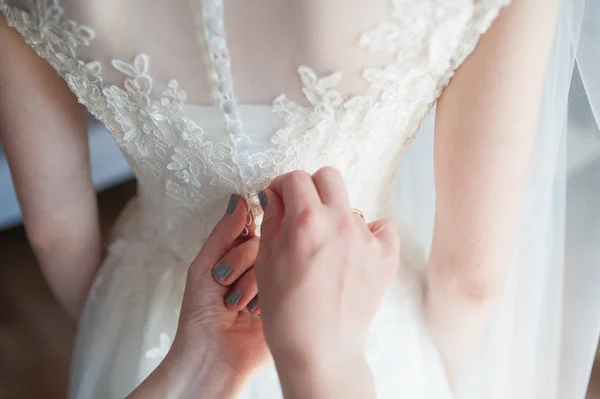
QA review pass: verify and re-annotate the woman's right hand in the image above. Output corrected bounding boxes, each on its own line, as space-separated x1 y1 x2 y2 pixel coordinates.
255 168 401 398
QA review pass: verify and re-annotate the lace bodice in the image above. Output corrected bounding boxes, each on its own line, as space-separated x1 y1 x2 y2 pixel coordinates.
1 0 509 258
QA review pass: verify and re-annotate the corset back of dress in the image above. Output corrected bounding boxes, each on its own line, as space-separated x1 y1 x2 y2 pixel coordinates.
117 103 402 262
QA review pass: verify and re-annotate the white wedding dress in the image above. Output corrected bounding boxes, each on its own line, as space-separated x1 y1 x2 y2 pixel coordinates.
3 1 600 398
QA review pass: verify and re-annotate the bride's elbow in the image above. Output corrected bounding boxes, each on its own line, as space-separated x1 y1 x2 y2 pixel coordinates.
25 216 100 270
25 220 68 258
429 265 509 306
454 275 507 305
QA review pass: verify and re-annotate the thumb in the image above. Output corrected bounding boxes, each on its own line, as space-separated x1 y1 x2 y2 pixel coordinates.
258 188 284 245
190 194 248 275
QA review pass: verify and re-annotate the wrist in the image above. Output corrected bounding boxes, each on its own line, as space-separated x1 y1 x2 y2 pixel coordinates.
128 338 247 399
163 338 248 398
274 351 375 399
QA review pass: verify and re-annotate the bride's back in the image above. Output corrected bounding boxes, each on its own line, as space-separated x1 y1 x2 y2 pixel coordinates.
2 0 505 246
2 0 501 251
54 0 393 104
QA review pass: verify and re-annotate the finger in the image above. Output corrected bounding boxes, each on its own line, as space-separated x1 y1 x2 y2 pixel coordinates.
240 192 264 240
312 167 350 209
247 295 260 315
232 207 259 247
270 170 322 216
368 219 401 257
211 236 260 286
193 194 248 270
348 212 370 241
224 268 258 311
258 188 284 245
352 210 367 226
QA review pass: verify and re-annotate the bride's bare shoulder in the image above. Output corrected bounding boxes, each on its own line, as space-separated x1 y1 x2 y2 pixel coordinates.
439 0 561 116
0 10 51 93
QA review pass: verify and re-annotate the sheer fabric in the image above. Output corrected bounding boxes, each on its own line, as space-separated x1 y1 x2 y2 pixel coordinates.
1 0 598 398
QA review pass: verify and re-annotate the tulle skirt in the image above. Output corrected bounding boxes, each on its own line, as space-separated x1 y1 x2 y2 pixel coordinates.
67 199 452 399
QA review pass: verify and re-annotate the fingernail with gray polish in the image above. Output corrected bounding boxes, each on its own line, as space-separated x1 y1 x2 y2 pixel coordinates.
225 289 243 306
258 191 268 210
212 263 232 280
226 195 239 214
248 296 259 312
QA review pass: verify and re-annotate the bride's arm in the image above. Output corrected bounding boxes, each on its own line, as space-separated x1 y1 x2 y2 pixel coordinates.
427 0 560 375
0 18 102 319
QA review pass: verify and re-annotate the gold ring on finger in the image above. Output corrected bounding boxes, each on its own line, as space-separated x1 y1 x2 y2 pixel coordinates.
351 208 365 220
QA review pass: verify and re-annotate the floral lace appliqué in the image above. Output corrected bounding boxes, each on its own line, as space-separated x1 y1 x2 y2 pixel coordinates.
1 0 510 219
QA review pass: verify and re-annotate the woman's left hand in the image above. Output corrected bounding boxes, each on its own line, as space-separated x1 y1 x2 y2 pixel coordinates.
175 194 268 375
128 195 268 398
